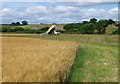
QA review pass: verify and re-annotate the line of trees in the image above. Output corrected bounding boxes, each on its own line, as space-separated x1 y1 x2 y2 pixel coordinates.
2 26 49 34
1 18 119 34
11 21 28 25
63 18 119 34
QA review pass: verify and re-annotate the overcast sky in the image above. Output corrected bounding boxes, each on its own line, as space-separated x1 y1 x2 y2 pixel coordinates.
1 1 119 24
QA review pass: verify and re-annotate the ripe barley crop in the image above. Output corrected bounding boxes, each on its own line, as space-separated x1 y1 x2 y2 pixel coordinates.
2 37 78 82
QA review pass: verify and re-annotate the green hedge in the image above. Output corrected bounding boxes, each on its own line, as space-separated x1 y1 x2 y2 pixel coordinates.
2 27 49 34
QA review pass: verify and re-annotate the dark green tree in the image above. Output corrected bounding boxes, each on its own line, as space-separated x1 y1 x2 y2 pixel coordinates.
96 20 108 34
22 21 28 25
82 21 89 24
90 18 97 23
80 23 95 34
11 22 16 25
108 19 115 25
16 22 20 25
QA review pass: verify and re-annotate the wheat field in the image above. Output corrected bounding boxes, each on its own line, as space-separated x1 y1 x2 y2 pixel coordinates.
2 37 78 82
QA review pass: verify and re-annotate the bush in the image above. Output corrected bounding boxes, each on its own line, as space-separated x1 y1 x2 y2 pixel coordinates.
58 30 64 33
63 23 95 34
2 26 49 34
112 28 120 34
63 23 81 34
40 27 49 33
2 27 24 33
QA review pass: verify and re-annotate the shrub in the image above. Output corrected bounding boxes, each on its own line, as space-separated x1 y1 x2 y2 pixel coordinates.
112 28 120 34
2 26 50 34
40 27 49 33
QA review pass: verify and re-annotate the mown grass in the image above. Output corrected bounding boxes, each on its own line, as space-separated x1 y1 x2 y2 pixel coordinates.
67 44 118 82
2 34 118 82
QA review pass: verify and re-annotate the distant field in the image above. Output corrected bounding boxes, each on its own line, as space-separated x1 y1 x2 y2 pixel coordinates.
2 36 78 82
2 34 118 82
1 24 65 30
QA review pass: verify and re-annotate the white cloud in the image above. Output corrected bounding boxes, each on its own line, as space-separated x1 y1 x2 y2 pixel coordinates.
62 2 102 7
82 7 118 20
2 0 119 2
2 0 39 2
84 8 108 18
1 5 118 24
109 7 118 14
81 18 90 22
52 6 77 13
26 6 48 14
108 7 118 20
0 8 12 16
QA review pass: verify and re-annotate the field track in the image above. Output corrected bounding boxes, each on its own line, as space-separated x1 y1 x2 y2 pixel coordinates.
2 37 78 82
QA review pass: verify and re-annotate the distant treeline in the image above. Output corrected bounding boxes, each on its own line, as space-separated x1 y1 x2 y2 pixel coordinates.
11 21 28 25
1 18 120 34
63 18 119 34
2 26 49 34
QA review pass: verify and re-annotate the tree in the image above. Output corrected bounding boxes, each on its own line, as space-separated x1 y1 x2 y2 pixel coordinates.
108 19 115 25
22 21 28 25
63 23 81 34
53 23 56 25
11 22 16 25
96 20 108 34
80 23 95 34
90 18 97 23
82 21 89 24
16 22 20 25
